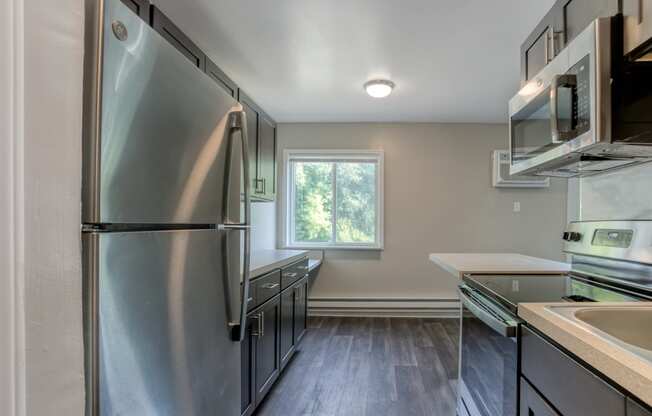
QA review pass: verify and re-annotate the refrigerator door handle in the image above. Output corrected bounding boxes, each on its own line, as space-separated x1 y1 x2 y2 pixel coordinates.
225 110 252 342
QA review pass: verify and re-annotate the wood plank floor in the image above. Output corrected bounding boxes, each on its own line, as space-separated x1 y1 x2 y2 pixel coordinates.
255 317 460 416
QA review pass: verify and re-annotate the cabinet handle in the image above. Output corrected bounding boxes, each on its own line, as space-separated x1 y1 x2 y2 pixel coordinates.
260 311 265 337
284 272 298 278
251 314 261 337
247 296 254 304
254 178 264 194
260 282 279 290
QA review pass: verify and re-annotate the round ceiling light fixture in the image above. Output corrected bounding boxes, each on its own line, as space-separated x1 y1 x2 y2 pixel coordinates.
364 79 395 98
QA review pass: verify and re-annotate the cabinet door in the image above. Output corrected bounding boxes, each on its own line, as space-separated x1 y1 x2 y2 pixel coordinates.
120 0 150 21
624 0 652 56
238 92 260 195
628 399 652 416
205 58 238 98
257 115 276 201
293 278 308 344
563 0 619 43
520 6 564 84
151 6 206 70
520 378 561 416
280 288 296 369
255 296 280 404
241 316 257 416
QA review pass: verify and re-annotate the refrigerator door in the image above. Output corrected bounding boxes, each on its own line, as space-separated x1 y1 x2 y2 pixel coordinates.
83 0 244 225
83 229 244 416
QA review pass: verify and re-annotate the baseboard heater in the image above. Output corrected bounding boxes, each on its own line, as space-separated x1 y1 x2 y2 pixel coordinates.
308 297 460 318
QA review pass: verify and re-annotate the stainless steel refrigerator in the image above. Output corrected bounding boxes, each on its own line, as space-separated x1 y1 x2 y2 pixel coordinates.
82 1 251 415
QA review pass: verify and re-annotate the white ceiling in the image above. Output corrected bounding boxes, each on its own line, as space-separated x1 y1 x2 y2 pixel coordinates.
152 0 556 123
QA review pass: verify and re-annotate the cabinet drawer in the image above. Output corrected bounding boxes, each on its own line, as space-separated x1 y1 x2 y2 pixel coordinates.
628 399 652 416
520 377 560 416
521 326 626 416
281 258 309 290
248 270 281 311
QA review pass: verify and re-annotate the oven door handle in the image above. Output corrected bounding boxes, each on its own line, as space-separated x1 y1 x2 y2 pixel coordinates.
459 286 518 338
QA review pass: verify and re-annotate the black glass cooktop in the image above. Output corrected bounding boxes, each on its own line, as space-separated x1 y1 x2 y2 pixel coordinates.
464 274 640 314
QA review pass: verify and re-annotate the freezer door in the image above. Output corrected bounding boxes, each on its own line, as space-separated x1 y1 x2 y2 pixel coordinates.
83 229 243 416
83 0 244 224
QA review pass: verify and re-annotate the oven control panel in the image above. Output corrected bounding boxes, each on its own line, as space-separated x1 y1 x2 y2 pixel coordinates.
591 229 634 248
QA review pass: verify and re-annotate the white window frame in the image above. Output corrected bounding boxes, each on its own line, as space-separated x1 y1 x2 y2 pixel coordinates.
282 149 384 250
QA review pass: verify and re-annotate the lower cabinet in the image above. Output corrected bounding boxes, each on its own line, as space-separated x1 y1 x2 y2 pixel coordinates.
293 278 308 344
629 399 652 416
280 288 296 369
241 316 256 416
279 277 309 369
520 377 560 416
254 296 281 401
241 266 309 416
520 326 652 416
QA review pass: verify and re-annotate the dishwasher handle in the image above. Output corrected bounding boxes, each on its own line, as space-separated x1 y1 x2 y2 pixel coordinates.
459 285 519 338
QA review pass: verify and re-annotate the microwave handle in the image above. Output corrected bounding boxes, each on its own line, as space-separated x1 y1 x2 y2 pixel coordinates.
550 74 578 144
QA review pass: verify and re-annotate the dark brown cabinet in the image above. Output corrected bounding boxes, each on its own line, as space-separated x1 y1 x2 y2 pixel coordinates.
279 276 308 369
520 378 561 416
280 288 296 369
520 0 620 84
241 316 256 416
257 115 276 201
151 6 206 70
254 296 281 402
628 399 652 416
239 93 260 196
242 258 309 416
135 5 277 202
119 0 150 21
521 326 625 416
238 90 277 202
293 278 308 344
206 58 238 98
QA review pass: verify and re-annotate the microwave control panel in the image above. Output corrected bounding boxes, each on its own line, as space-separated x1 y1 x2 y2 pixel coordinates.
567 54 591 136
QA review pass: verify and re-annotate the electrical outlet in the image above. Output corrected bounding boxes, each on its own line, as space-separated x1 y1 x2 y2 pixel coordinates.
513 201 521 212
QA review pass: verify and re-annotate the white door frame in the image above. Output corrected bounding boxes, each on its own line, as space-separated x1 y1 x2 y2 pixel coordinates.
1 0 26 415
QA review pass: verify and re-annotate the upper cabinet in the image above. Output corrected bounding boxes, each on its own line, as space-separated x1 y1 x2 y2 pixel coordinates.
151 6 206 70
119 0 150 22
520 0 620 85
623 0 652 57
238 90 277 202
206 58 238 98
121 2 277 202
257 114 277 201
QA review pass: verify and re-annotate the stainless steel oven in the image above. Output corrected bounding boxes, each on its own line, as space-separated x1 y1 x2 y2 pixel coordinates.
457 284 520 416
509 16 652 178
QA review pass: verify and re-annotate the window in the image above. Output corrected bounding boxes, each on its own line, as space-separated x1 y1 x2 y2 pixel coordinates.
283 150 384 249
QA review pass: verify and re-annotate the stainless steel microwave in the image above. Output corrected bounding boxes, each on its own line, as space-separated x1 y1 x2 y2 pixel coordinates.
509 16 652 177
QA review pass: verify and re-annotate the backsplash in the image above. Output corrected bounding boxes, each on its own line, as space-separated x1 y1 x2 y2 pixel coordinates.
571 162 652 221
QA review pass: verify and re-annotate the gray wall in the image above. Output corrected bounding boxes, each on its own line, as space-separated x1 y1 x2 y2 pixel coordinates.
568 163 652 221
275 123 569 304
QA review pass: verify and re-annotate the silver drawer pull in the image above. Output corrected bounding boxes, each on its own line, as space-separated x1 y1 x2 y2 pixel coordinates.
284 272 298 278
260 282 279 290
247 297 254 303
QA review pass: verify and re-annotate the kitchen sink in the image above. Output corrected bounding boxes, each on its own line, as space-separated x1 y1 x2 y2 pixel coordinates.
547 306 652 362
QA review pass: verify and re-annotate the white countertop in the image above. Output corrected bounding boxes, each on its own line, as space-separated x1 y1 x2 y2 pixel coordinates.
250 249 308 278
429 253 570 278
519 303 652 407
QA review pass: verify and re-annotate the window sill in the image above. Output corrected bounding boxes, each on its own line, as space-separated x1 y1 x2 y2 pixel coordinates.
283 245 384 251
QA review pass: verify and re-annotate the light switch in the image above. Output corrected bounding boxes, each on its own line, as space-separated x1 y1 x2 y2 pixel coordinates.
513 201 521 212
